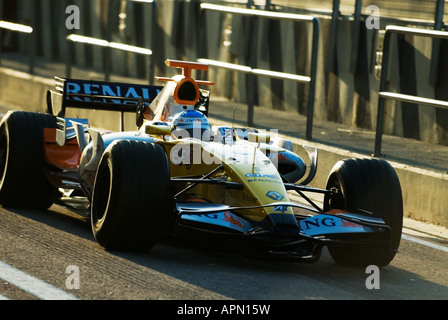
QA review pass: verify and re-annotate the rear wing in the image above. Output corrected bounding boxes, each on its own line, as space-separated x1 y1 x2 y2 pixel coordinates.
46 77 163 117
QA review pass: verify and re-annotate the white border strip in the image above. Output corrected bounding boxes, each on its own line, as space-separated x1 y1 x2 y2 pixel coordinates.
0 261 79 300
402 234 448 253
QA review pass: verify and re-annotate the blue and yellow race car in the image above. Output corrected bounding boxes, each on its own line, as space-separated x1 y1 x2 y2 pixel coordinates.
0 60 403 267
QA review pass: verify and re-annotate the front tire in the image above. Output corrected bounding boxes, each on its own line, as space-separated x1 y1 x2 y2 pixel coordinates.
91 139 172 251
324 158 403 267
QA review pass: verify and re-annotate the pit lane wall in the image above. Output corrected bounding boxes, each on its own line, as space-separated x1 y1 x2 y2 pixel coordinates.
295 138 448 229
6 0 448 147
0 67 447 228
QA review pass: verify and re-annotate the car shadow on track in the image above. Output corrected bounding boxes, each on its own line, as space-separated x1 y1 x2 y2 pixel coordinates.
111 235 448 300
7 204 448 300
4 204 94 243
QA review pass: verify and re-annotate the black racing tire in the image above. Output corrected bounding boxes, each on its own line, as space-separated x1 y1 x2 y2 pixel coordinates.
0 111 59 209
91 139 173 251
323 158 403 267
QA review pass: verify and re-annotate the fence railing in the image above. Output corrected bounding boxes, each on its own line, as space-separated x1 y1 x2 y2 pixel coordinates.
0 20 34 74
66 34 153 81
198 3 319 140
3 0 448 155
374 25 448 156
66 0 157 85
65 33 153 131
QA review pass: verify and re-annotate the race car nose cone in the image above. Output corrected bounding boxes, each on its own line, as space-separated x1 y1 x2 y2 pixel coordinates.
267 213 300 236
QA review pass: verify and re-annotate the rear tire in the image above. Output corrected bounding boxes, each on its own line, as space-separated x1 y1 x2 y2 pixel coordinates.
91 139 172 251
0 111 59 209
324 158 403 267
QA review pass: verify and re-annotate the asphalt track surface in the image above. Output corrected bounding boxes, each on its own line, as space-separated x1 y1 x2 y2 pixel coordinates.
0 202 447 301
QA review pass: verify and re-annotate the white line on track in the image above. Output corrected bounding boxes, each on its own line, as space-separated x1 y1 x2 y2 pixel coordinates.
401 234 448 253
0 261 79 300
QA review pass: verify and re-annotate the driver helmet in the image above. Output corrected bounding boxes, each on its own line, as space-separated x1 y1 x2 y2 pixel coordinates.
171 110 211 140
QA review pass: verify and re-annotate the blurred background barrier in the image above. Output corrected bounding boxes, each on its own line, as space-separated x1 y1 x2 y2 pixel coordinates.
197 3 319 140
374 25 448 156
0 19 34 73
1 0 448 147
66 33 153 82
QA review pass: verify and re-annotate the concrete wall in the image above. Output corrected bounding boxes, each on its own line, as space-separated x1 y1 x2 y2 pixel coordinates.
295 136 448 228
4 0 448 143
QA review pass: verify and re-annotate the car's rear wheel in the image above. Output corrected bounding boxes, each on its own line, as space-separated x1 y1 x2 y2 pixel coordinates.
0 111 59 209
91 139 172 251
323 158 403 267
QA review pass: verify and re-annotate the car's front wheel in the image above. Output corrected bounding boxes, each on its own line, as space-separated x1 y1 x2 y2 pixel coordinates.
91 139 172 251
324 158 403 267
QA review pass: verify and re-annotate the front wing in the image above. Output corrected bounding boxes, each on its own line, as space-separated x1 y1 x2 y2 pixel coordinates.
176 201 390 260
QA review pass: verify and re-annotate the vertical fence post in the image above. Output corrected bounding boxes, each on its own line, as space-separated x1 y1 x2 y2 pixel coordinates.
374 30 391 157
429 0 444 86
327 0 339 72
247 16 258 128
265 0 271 10
66 37 72 78
306 18 319 141
28 0 36 74
28 27 35 74
149 0 157 84
349 0 362 74
104 0 114 82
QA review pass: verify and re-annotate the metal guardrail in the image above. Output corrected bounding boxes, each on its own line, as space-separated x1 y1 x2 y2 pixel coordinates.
66 34 153 81
374 25 448 157
65 34 153 131
66 0 157 84
64 0 157 131
0 20 34 74
198 3 319 140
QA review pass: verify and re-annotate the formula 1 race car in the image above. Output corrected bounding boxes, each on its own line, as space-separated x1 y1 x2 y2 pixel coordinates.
0 59 403 267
